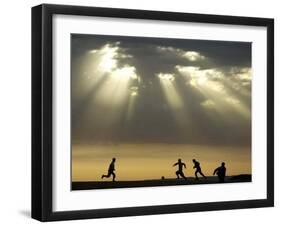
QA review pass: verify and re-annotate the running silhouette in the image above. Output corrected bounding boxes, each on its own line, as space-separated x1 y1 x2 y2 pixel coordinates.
173 159 187 179
192 159 207 180
213 162 226 182
101 158 116 182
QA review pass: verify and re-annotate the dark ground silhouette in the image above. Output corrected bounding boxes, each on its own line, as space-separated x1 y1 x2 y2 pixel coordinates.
72 174 252 190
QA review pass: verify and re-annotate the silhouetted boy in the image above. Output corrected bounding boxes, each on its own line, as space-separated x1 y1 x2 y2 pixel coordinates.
213 162 226 182
192 159 207 180
101 158 116 182
173 159 187 179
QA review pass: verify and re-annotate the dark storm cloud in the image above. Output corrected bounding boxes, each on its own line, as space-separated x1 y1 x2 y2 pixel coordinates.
72 34 251 73
71 34 251 146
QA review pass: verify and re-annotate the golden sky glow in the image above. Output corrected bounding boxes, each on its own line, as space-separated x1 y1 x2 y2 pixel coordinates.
72 143 251 181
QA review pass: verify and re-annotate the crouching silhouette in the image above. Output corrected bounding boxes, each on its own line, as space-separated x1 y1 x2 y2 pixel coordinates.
213 162 226 182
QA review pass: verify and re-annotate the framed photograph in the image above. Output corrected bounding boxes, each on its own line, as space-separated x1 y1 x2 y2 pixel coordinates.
32 4 274 221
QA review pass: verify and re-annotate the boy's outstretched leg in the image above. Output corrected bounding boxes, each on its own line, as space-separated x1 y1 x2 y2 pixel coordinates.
179 172 187 180
101 172 110 179
200 171 207 179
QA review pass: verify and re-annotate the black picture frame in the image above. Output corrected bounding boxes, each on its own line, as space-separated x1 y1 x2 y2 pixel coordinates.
32 4 274 222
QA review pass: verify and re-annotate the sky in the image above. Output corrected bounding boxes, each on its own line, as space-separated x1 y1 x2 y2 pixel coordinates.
71 34 252 181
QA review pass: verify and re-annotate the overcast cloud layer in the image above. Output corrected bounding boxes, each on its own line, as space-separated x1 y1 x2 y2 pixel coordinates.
71 34 252 146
